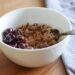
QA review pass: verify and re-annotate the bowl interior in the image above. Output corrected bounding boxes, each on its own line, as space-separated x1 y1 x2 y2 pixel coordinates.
0 7 71 42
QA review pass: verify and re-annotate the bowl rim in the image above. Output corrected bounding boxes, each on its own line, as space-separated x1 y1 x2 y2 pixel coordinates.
0 7 72 51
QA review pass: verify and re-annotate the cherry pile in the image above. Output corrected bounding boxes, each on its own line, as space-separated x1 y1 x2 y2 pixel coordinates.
2 28 28 49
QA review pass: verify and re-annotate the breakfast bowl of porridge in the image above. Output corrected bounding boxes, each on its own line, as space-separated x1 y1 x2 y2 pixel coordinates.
0 7 71 67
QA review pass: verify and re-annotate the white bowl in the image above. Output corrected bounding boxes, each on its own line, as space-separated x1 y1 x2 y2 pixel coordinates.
0 7 72 67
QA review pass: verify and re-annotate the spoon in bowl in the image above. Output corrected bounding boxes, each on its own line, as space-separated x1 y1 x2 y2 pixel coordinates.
51 29 75 40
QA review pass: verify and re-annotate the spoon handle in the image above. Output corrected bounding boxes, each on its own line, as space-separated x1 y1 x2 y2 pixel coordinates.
60 29 75 35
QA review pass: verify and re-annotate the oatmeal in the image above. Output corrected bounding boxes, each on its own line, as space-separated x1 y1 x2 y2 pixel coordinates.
2 23 59 49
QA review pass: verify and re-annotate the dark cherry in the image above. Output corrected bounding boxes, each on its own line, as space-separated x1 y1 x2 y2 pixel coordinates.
7 28 13 33
13 29 21 35
10 43 17 48
4 28 13 33
17 43 27 49
16 35 25 43
3 33 15 43
16 35 24 40
2 28 13 37
2 31 8 37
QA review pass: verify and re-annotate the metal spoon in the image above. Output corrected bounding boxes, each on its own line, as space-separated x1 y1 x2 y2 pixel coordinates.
51 29 75 35
51 29 75 40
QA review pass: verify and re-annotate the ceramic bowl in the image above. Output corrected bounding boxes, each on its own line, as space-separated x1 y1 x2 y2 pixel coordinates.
0 7 71 67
